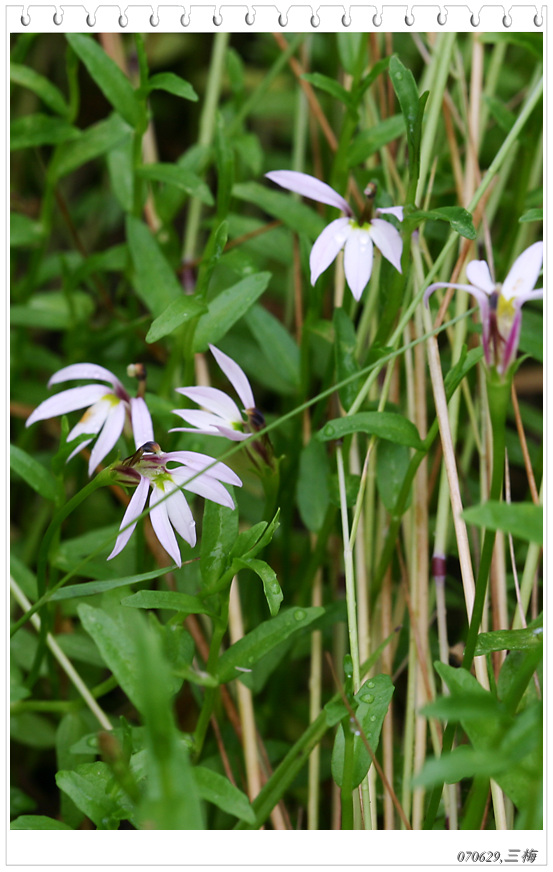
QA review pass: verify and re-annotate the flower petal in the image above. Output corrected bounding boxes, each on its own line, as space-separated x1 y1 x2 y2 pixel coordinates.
150 485 182 566
108 476 149 561
309 217 352 285
175 386 242 424
209 345 256 411
502 241 543 302
172 471 235 509
265 170 352 216
466 260 496 293
66 398 112 442
376 206 404 221
66 438 94 464
164 451 242 486
87 401 126 474
164 485 197 548
25 384 110 428
369 218 403 273
343 228 374 301
48 363 126 394
423 281 491 309
171 409 224 432
130 397 154 448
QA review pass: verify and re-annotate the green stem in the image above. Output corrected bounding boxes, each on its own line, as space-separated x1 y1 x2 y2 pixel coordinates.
336 445 360 692
193 589 231 759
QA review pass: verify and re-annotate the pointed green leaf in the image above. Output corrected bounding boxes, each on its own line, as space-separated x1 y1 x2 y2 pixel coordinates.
11 114 80 150
318 412 424 449
126 215 182 317
194 766 256 824
136 163 213 205
66 33 143 128
11 62 69 116
235 557 283 617
461 500 542 544
10 444 58 501
147 71 198 101
146 296 207 344
11 816 73 830
121 590 213 616
193 272 271 352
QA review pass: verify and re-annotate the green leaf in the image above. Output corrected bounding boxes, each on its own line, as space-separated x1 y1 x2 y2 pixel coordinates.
136 163 213 205
376 440 412 514
126 215 183 317
246 304 300 390
235 557 283 617
11 62 69 116
51 114 132 180
11 815 73 830
348 115 404 167
10 786 36 817
217 606 324 684
331 675 394 788
518 309 542 362
11 114 80 150
195 220 229 297
56 763 126 829
10 213 45 248
519 208 543 223
11 290 94 329
317 412 424 449
444 345 483 401
77 603 142 710
230 510 281 561
200 497 238 588
474 626 543 656
10 444 58 501
337 32 365 75
132 621 204 829
410 206 477 240
302 72 354 110
484 95 516 133
296 439 330 533
461 500 542 544
121 590 213 616
333 307 361 411
147 71 198 101
193 272 271 352
194 767 255 824
146 296 207 343
232 182 326 240
389 55 425 186
66 33 143 128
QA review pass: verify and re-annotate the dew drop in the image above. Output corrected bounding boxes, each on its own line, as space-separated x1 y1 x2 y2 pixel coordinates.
368 681 375 688
294 609 306 621
324 424 335 437
370 715 376 722
362 693 374 703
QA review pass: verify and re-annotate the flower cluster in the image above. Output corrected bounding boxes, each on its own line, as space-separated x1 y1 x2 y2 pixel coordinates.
25 347 261 565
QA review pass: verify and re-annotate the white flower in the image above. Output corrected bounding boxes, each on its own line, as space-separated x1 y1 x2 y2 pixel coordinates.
424 241 543 375
109 441 242 566
25 363 154 475
265 169 404 301
171 345 257 441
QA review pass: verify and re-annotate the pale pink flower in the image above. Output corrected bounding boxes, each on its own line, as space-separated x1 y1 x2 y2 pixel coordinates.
109 441 242 566
424 241 543 375
171 345 257 441
265 170 404 301
25 363 153 475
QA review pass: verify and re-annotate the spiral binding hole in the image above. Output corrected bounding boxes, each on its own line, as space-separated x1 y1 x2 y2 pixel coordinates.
86 13 96 26
180 12 190 26
405 13 414 26
119 14 128 27
310 14 319 26
470 13 480 27
502 14 512 27
534 13 543 27
278 13 288 26
245 11 255 24
21 12 30 25
150 13 159 26
372 13 382 26
53 10 63 24
341 13 351 26
213 13 222 25
437 11 447 25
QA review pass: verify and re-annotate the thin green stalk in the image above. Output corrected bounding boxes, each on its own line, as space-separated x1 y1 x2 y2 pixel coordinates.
182 32 230 264
193 588 231 759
